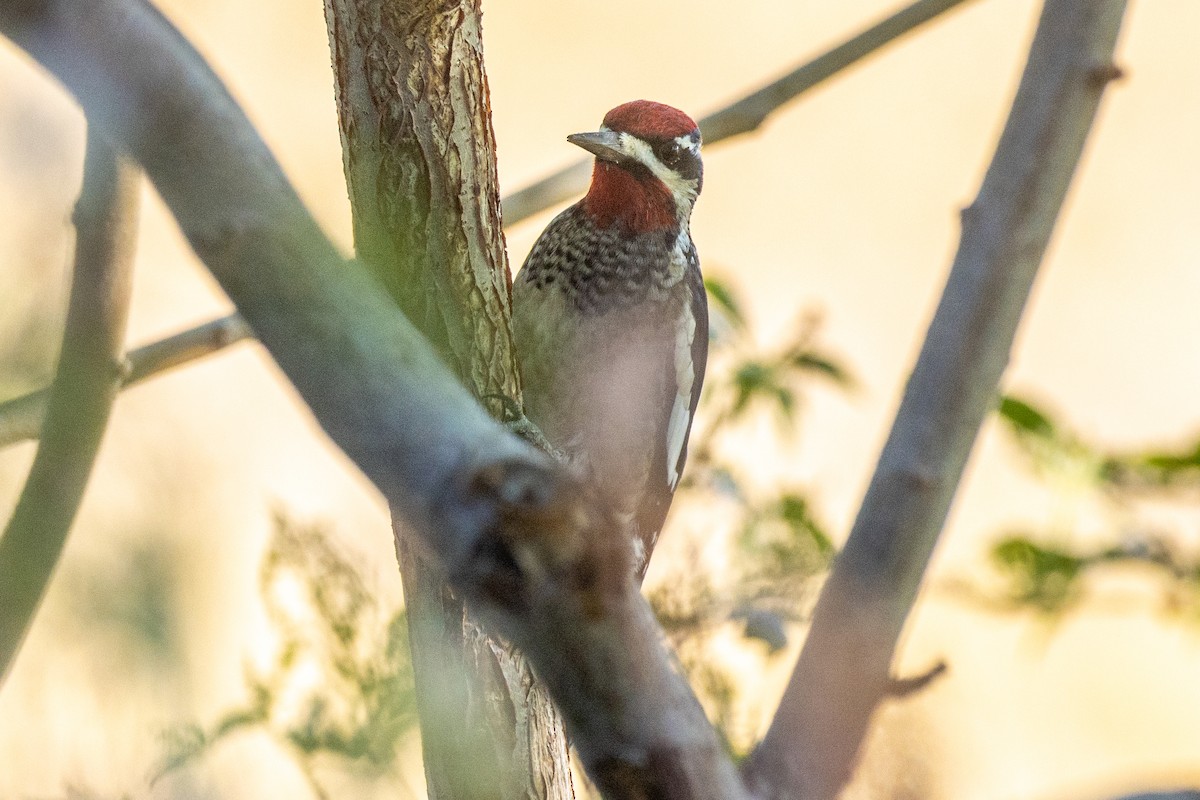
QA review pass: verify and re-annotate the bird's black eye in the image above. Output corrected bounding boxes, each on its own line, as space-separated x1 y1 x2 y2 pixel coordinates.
656 141 683 167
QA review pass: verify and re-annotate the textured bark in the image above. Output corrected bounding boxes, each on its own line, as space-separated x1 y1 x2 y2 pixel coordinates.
323 1 572 797
326 0 516 390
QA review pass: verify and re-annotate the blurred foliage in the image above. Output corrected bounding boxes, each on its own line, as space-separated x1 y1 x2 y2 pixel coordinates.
63 536 185 671
155 512 418 798
990 534 1200 616
646 275 854 758
701 276 854 430
998 395 1200 496
988 395 1200 617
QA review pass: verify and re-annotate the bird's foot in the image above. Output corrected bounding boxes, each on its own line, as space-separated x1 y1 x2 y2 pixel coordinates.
506 414 566 463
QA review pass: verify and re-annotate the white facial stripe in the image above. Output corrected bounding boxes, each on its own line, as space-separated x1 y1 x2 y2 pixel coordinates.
615 132 701 209
675 134 700 154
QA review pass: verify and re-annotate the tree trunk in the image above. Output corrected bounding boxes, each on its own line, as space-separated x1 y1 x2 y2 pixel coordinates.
322 0 573 797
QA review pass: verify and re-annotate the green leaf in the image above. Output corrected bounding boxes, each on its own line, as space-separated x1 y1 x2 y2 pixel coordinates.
787 350 854 389
997 396 1056 440
732 360 775 415
991 535 1084 612
773 386 796 421
152 723 208 783
1132 440 1200 486
778 494 835 560
705 277 746 330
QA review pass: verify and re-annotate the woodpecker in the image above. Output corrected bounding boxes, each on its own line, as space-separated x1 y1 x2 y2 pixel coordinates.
512 100 707 580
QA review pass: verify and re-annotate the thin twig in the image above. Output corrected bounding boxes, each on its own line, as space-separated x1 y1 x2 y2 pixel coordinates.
742 3 1128 798
886 660 948 697
0 128 140 684
124 312 251 384
500 0 980 226
0 313 252 449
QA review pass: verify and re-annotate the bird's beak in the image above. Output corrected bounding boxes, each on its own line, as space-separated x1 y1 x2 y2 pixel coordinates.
567 129 627 164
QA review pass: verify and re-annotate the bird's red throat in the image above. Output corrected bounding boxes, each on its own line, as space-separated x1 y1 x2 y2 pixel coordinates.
582 161 677 233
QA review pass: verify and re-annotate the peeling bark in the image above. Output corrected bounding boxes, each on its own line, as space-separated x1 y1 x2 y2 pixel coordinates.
326 0 516 395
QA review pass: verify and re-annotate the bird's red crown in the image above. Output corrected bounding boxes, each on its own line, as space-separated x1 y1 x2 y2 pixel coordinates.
581 101 699 233
602 100 698 139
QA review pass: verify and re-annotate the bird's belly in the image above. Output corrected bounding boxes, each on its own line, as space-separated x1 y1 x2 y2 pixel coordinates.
516 296 678 510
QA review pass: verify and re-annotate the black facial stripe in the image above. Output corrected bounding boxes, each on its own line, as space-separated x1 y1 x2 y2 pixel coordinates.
640 132 702 186
618 159 655 182
672 153 702 184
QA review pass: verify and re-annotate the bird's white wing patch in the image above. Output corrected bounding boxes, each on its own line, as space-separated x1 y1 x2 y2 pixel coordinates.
665 303 697 489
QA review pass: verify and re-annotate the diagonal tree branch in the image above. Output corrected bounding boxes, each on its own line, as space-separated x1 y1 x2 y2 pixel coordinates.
742 2 1128 798
0 312 251 449
501 0 981 226
0 2 747 796
0 127 140 683
122 312 252 384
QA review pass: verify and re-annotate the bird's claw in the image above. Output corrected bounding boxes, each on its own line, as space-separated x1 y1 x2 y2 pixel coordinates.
505 414 567 463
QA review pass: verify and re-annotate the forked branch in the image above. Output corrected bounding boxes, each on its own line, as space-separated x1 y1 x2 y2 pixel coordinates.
0 313 251 449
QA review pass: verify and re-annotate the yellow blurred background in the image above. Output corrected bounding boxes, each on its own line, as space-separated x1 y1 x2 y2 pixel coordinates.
2 1 1199 798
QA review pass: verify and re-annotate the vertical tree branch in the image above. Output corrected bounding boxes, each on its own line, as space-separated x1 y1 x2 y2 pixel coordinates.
743 3 1128 798
0 128 139 684
323 1 571 797
326 0 517 391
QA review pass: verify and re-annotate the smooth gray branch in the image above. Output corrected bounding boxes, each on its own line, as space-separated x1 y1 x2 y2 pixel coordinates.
742 2 1128 798
0 313 251 449
0 128 139 684
0 2 746 795
501 0 980 226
